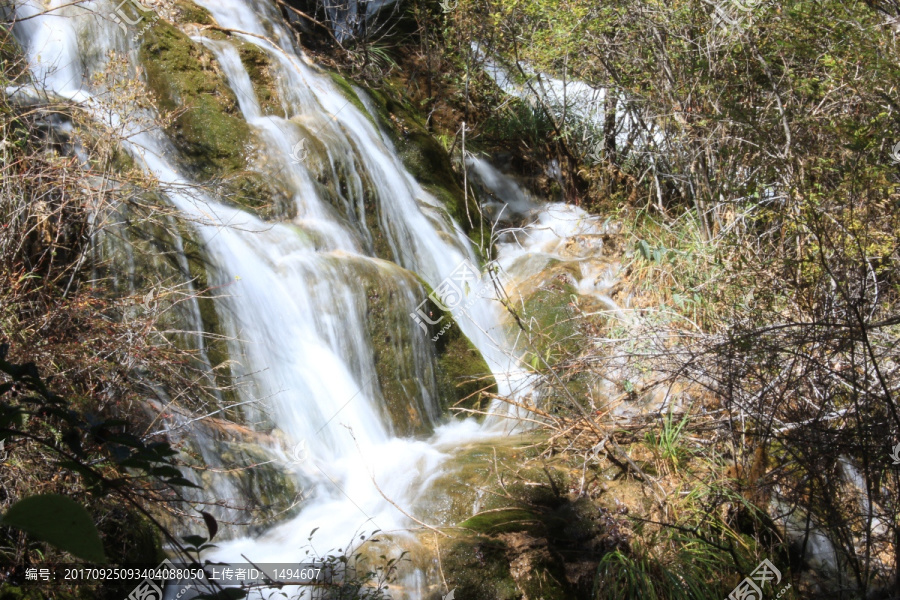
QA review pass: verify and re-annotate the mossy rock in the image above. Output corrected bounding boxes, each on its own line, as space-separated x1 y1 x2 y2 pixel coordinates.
439 536 520 600
180 226 235 399
216 170 294 219
416 437 551 526
431 441 597 599
314 139 394 261
434 319 496 416
445 477 600 600
139 20 251 181
360 178 395 261
237 41 284 117
360 262 498 432
327 71 372 123
360 84 491 254
208 440 301 532
320 70 492 259
364 86 459 203
415 281 497 417
519 260 585 364
439 531 572 600
357 261 437 436
172 0 214 24
455 467 573 536
93 505 165 565
499 532 572 600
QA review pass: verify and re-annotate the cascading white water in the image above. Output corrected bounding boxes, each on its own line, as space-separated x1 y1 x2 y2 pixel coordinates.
10 0 533 596
468 157 623 308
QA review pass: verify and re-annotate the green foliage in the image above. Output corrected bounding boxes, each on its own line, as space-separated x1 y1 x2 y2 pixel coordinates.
644 404 693 472
482 97 555 148
593 482 759 600
594 548 725 600
1 495 107 563
0 348 193 492
0 347 198 564
459 508 542 534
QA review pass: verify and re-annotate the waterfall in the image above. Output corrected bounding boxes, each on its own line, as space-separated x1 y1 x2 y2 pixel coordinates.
10 0 530 595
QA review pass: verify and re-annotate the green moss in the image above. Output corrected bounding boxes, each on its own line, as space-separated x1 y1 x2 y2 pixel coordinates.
139 20 250 181
437 447 601 600
358 173 396 262
0 585 38 600
173 0 214 24
439 536 520 600
321 71 492 258
217 171 294 219
325 259 497 434
238 42 284 117
439 531 571 600
359 263 434 436
516 262 610 414
434 318 497 416
215 441 300 528
416 438 542 525
328 71 372 122
519 261 584 364
94 506 165 565
417 281 497 416
361 85 490 251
